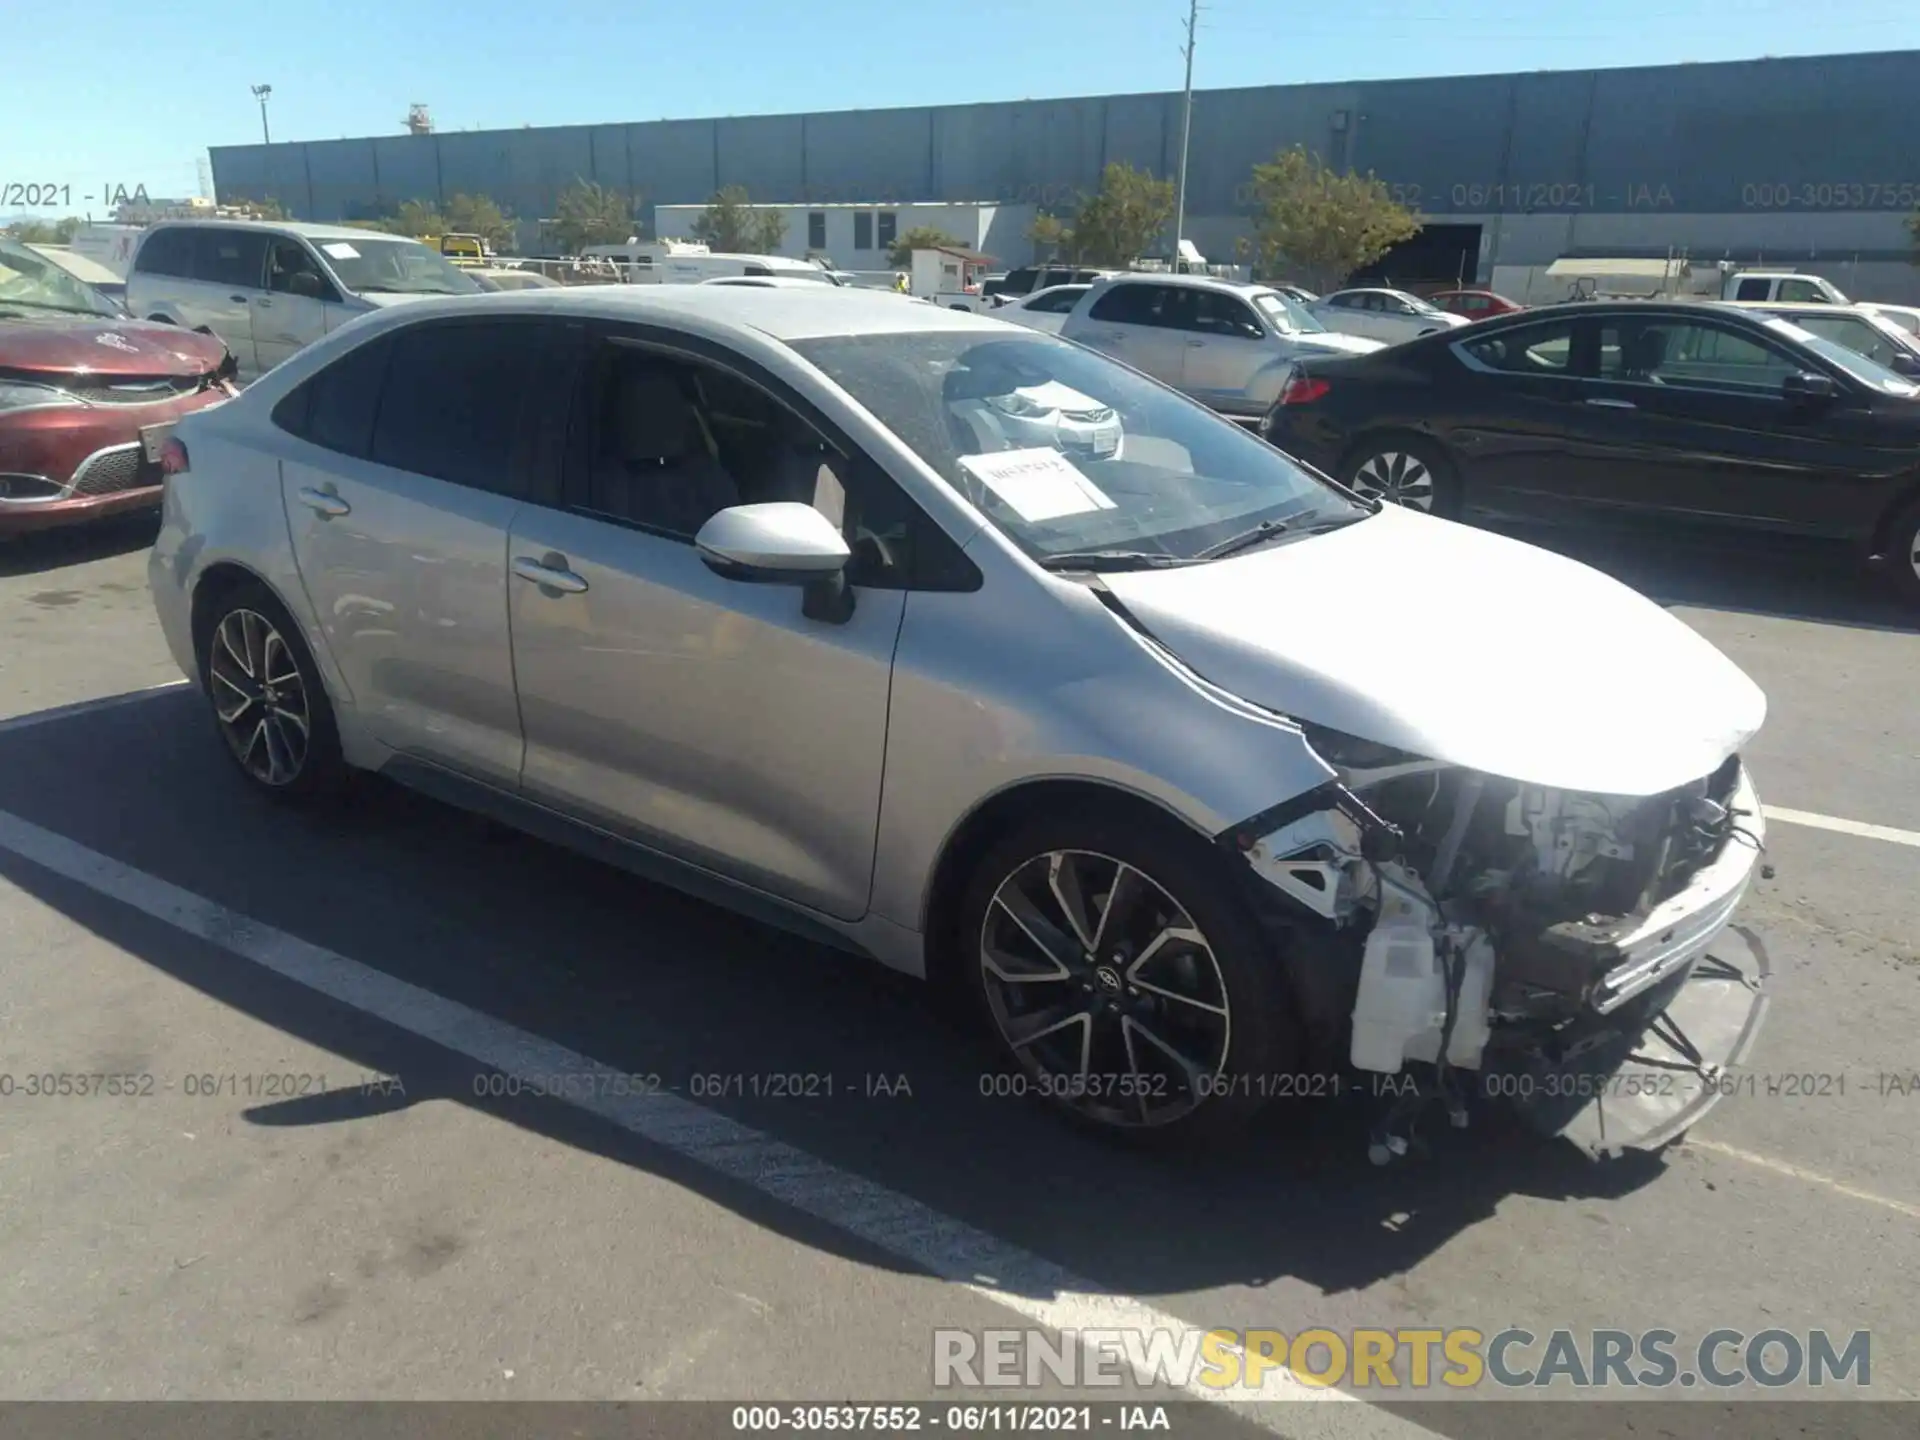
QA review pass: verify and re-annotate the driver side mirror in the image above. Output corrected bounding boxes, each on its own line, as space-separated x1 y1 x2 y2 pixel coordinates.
288 270 327 300
694 502 856 623
1782 370 1838 405
1891 352 1920 378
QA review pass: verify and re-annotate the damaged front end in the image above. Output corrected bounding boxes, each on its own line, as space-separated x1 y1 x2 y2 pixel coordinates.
1224 728 1771 1161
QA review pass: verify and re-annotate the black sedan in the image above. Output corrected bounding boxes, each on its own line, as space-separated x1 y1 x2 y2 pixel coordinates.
1259 301 1920 604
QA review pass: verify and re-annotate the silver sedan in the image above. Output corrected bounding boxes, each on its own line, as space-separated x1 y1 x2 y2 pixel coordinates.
147 286 1772 1157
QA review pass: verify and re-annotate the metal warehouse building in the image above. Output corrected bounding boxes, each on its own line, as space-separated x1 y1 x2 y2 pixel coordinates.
209 49 1920 299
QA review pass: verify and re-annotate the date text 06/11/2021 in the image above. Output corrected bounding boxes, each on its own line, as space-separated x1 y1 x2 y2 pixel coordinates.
0 182 149 210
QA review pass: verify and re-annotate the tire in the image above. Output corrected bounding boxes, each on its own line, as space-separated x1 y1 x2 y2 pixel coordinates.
957 806 1302 1146
1340 435 1460 518
1881 494 1920 609
198 579 347 803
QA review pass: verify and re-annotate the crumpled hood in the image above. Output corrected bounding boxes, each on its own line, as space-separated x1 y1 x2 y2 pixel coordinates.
1100 506 1767 796
0 314 225 378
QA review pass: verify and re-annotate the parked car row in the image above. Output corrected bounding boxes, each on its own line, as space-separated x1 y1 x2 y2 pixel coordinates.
1260 299 1920 603
145 283 1774 1161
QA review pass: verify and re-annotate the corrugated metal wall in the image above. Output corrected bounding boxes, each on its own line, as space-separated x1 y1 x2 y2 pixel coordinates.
210 51 1920 236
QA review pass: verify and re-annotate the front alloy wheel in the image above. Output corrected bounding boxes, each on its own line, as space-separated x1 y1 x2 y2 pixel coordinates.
209 608 311 786
979 849 1233 1130
1348 449 1437 511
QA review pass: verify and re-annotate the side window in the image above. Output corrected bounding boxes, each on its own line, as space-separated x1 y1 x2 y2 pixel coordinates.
1030 289 1082 314
133 228 194 279
1003 268 1037 291
807 212 827 250
1777 279 1825 303
271 334 393 457
853 213 874 251
1787 316 1898 369
564 341 924 588
266 239 333 298
195 229 269 290
370 321 539 494
1190 291 1264 339
1088 283 1175 326
1599 319 1800 393
1461 320 1578 374
876 212 898 251
1733 277 1771 301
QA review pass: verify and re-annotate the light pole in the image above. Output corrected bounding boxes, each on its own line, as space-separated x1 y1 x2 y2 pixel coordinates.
1171 0 1199 270
252 84 273 145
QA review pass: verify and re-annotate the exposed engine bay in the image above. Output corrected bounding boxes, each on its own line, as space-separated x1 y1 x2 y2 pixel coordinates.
1229 725 1767 1161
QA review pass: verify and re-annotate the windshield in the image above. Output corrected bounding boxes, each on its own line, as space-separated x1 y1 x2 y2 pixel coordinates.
1763 317 1920 397
791 330 1366 564
1393 290 1444 316
0 239 124 318
314 236 483 296
1251 290 1325 333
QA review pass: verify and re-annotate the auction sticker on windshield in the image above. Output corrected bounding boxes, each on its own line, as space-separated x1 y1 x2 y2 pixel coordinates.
321 242 360 260
959 447 1117 523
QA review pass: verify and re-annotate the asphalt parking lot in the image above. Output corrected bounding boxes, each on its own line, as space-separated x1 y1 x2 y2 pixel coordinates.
1 514 1917 1439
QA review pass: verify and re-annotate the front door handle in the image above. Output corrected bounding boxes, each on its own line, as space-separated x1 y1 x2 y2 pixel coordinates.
230 293 250 304
512 555 589 594
1584 397 1637 410
1186 339 1206 348
295 486 350 518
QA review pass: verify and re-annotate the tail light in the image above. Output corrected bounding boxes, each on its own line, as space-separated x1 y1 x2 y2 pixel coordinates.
159 437 190 475
1278 374 1330 405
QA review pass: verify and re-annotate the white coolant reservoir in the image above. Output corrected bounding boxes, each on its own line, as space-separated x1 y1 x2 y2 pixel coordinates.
1349 872 1447 1074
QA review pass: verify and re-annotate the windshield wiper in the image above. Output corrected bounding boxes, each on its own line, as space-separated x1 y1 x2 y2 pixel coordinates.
1198 518 1291 560
1037 550 1203 572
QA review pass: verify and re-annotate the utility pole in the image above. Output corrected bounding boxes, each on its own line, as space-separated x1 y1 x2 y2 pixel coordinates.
252 85 273 145
1171 0 1199 270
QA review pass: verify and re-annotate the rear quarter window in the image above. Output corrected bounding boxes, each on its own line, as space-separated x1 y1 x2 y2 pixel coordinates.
271 334 394 459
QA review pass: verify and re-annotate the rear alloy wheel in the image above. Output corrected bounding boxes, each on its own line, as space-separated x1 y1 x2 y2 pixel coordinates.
202 582 346 801
962 813 1298 1143
1343 439 1456 516
1883 495 1920 608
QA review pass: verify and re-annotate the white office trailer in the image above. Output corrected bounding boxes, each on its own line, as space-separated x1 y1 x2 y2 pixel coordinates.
652 201 1038 275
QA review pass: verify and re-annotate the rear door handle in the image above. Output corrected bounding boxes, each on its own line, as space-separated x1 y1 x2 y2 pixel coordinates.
512 555 589 594
1584 397 1637 410
1186 339 1206 348
295 486 350 518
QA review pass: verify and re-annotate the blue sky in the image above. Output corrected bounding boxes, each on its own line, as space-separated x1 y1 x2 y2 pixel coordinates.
7 0 1915 217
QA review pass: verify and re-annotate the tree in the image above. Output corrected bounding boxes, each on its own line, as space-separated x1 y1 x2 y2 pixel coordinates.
1027 211 1074 262
690 186 787 254
234 197 290 221
5 217 82 244
887 225 964 268
377 198 446 238
443 193 515 248
551 179 637 253
1066 163 1174 267
1238 145 1422 290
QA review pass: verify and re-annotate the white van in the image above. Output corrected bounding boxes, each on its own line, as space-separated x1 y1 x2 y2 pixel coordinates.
124 220 485 382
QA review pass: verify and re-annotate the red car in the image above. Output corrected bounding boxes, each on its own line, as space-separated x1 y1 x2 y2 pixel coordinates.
1427 288 1524 320
1 237 235 537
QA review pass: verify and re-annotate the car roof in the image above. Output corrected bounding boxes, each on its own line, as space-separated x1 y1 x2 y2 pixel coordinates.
1087 272 1278 298
142 218 407 243
1717 299 1872 315
310 284 1014 342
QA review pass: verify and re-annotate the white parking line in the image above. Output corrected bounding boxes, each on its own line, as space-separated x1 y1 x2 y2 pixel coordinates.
1686 1139 1920 1221
0 804 1439 1439
1763 806 1920 850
